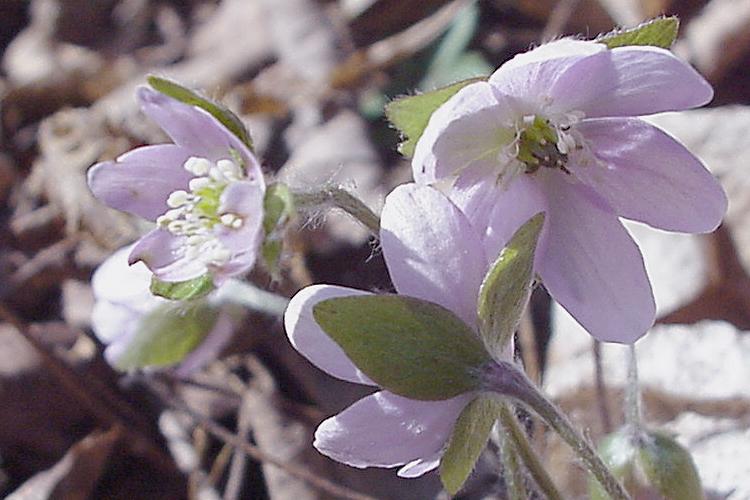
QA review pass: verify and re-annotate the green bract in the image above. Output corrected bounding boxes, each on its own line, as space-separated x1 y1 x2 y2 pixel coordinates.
440 396 503 495
385 77 483 158
312 294 490 400
597 17 679 50
477 213 544 359
114 302 219 370
261 183 296 278
147 75 253 149
150 274 215 301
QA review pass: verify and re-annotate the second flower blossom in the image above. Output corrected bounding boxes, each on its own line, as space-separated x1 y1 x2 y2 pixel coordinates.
88 85 265 285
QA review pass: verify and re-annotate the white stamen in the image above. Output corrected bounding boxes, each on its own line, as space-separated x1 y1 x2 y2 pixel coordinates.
209 166 227 183
220 213 239 227
184 157 212 176
167 190 190 208
189 177 212 192
216 159 242 180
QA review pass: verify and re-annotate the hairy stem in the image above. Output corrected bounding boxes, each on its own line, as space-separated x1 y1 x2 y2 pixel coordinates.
215 279 290 316
625 343 642 435
481 362 630 500
593 340 613 433
498 404 564 500
292 186 381 235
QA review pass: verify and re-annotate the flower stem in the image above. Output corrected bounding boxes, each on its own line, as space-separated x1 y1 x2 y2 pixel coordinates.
215 279 290 316
593 339 613 433
292 186 381 235
625 343 642 435
498 404 564 500
481 361 630 500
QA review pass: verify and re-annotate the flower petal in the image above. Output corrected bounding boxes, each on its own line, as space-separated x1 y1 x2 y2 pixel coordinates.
412 81 516 184
129 229 207 282
91 244 161 309
91 300 140 346
87 144 193 221
578 46 713 118
137 87 263 181
537 177 655 343
573 118 727 233
397 453 442 478
211 180 266 282
380 184 487 328
492 38 605 74
450 172 548 262
313 391 472 471
284 284 376 386
489 39 610 114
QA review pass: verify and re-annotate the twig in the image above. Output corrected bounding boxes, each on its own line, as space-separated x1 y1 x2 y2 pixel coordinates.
540 0 581 42
330 0 474 89
208 443 235 488
676 0 750 84
592 340 613 433
223 392 253 500
0 235 79 301
0 301 175 473
151 381 376 500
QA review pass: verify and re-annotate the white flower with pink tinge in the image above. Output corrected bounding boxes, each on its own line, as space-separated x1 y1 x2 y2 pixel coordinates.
285 183 508 478
91 245 234 376
88 87 265 285
413 39 727 343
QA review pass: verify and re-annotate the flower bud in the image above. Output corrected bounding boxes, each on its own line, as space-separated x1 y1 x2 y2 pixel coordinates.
589 428 703 500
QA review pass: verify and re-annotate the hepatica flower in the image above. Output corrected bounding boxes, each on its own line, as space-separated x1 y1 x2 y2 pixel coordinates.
91 245 234 376
285 183 506 478
413 38 727 343
88 86 265 284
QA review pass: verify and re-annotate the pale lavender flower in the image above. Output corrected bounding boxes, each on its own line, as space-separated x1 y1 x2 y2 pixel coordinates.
88 87 265 284
412 39 727 343
91 245 234 376
285 183 507 477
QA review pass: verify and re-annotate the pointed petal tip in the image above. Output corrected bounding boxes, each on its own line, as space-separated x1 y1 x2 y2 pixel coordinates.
136 85 161 105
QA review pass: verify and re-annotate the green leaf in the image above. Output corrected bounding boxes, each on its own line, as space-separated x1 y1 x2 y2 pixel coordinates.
261 182 295 278
147 75 253 149
440 396 502 495
261 239 283 278
313 295 490 400
477 213 544 359
637 431 703 500
385 77 483 158
114 302 219 370
597 17 679 49
151 274 215 301
262 183 295 235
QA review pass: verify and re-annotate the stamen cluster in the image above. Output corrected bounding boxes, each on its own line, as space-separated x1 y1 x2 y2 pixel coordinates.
156 156 246 266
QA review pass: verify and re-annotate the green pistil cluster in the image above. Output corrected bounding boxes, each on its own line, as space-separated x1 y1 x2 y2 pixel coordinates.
192 185 224 227
517 116 571 175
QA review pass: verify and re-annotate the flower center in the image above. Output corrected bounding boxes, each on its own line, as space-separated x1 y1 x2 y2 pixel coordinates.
495 111 584 186
156 155 246 266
